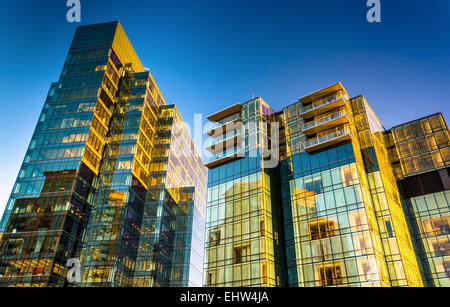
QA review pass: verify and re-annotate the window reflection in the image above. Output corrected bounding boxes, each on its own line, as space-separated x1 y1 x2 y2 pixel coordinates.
318 263 343 286
422 216 450 237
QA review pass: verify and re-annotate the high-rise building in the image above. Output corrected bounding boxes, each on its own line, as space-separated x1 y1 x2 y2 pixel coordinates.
204 83 449 287
203 98 286 287
386 114 450 286
0 22 207 287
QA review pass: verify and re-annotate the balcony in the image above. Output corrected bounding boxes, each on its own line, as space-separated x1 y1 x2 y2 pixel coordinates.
204 147 244 169
205 118 243 137
302 110 349 136
207 103 242 122
304 127 351 153
300 92 349 119
205 132 244 154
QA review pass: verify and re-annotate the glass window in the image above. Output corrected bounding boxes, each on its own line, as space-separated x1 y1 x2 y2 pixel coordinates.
421 119 432 134
318 263 343 286
430 115 442 131
324 192 335 210
348 210 367 232
321 170 332 188
334 190 346 207
344 187 357 205
422 216 450 236
394 128 406 142
331 168 341 185
309 219 337 240
341 164 358 187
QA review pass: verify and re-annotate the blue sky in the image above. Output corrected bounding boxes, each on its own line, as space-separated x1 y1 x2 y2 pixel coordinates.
0 0 449 217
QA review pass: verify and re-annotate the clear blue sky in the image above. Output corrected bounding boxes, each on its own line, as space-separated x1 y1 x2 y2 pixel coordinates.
0 0 449 216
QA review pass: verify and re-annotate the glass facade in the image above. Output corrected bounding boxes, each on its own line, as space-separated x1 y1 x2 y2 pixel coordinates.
204 98 287 287
0 22 207 287
204 83 448 287
350 96 422 286
280 90 421 287
402 192 450 287
387 114 450 286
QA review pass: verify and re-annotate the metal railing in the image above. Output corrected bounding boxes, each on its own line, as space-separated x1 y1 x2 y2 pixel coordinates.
301 92 349 114
204 130 242 148
205 113 241 133
204 147 244 164
303 109 347 131
304 126 351 148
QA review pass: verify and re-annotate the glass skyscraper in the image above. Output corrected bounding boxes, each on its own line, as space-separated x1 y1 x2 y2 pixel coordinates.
204 83 449 287
0 22 207 287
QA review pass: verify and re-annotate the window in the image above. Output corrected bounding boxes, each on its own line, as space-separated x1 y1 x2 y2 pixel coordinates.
233 245 250 264
444 260 450 279
284 107 297 121
94 65 106 72
233 247 242 264
207 272 213 286
304 175 323 194
394 127 406 142
404 125 416 139
430 115 442 131
422 217 450 237
319 263 343 286
428 237 450 257
341 164 358 187
309 219 337 240
135 79 148 87
348 210 367 232
408 140 420 155
353 232 372 255
385 219 394 238
118 160 132 170
421 119 433 134
357 257 377 282
261 263 268 284
210 230 221 247
435 131 449 148
431 151 444 168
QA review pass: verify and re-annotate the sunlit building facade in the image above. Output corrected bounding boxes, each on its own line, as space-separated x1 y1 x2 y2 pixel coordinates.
0 22 207 287
203 98 287 286
280 85 422 287
204 83 448 287
386 114 450 286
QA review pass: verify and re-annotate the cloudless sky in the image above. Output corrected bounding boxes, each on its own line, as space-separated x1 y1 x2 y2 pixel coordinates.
0 0 449 217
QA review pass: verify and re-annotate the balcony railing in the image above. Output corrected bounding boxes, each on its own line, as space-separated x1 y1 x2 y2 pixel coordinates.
205 116 242 136
204 147 244 165
303 109 347 131
301 92 349 115
204 130 243 148
304 126 351 149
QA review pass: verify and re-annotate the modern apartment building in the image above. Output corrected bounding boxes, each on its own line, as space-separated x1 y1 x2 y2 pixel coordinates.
386 114 450 286
204 83 449 287
203 98 286 286
0 22 207 287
